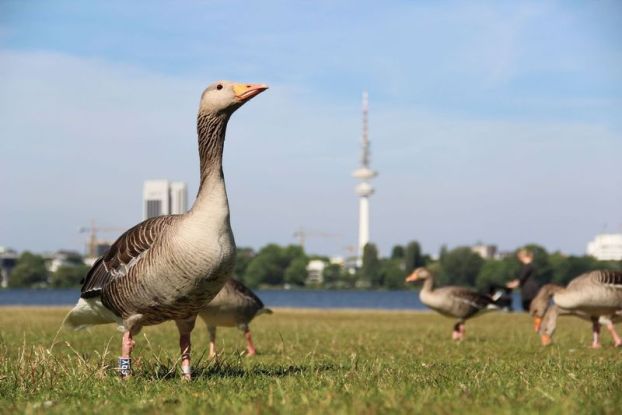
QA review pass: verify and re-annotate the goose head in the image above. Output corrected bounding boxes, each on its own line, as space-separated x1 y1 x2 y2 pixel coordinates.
199 80 268 115
529 298 549 332
529 284 562 332
405 267 431 283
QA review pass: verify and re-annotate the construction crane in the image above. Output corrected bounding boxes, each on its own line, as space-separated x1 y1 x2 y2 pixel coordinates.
293 227 339 250
79 220 125 258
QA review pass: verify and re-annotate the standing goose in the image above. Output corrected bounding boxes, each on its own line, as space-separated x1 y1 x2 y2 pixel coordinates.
64 81 268 379
534 270 622 348
405 267 498 341
199 278 272 357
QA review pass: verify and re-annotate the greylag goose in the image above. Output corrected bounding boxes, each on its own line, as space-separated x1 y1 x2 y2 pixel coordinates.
405 267 499 340
539 304 621 347
532 271 622 347
199 278 272 357
64 81 268 379
529 283 564 332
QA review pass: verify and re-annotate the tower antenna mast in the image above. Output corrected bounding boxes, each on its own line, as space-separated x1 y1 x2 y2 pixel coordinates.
352 91 378 264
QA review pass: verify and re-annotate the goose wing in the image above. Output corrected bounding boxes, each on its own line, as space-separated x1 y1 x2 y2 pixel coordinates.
592 270 622 288
565 270 622 291
447 287 494 318
227 278 265 309
208 278 264 310
450 288 491 308
80 215 178 298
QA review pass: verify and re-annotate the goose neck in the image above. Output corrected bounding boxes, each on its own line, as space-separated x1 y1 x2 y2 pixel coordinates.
191 112 230 213
421 274 435 293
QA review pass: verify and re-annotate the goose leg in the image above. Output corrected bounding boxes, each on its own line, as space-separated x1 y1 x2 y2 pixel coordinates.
452 321 464 341
604 321 622 347
175 316 197 380
119 330 135 378
458 322 466 341
591 318 602 349
240 324 256 356
208 326 217 358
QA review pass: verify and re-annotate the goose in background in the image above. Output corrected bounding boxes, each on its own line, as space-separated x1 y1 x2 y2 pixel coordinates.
64 81 268 379
530 271 622 347
528 283 597 343
539 304 621 347
529 283 564 332
405 267 499 341
199 278 272 357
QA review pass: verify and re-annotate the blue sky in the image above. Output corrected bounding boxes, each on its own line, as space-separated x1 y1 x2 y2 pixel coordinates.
1 1 621 257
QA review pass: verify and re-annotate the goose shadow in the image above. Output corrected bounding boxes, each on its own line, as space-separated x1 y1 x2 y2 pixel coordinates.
133 362 336 381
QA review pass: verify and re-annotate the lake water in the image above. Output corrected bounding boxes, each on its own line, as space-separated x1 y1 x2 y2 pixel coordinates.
0 289 524 311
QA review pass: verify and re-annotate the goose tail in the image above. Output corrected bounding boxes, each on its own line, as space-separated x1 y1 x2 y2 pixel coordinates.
488 285 514 311
64 298 122 330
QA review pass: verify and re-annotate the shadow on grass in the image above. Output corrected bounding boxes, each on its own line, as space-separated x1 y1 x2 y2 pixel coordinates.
135 361 336 381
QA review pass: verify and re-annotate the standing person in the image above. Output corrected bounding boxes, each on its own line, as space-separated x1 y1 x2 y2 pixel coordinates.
506 248 540 311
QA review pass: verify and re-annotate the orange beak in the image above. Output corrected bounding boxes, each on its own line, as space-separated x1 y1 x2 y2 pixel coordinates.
540 334 552 346
233 83 269 102
533 317 543 333
405 273 419 283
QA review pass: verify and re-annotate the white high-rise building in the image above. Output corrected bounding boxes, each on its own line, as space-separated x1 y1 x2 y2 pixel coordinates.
352 92 377 263
170 181 189 215
143 180 188 220
587 233 622 261
471 244 498 259
143 180 169 219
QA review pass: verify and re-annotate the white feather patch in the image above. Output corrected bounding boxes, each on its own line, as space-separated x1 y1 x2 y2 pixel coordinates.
64 297 124 331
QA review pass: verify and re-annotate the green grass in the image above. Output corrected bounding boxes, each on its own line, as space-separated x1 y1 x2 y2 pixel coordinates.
0 307 621 414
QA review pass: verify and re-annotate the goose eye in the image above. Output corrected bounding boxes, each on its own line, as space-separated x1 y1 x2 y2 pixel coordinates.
216 84 223 90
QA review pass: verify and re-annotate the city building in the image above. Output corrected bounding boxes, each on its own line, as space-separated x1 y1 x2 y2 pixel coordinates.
170 181 189 216
0 247 18 288
143 180 169 219
143 180 188 220
46 250 85 272
352 92 377 266
587 233 622 261
306 259 326 285
471 244 498 259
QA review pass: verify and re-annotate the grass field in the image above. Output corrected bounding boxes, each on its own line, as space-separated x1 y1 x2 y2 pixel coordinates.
1 307 621 414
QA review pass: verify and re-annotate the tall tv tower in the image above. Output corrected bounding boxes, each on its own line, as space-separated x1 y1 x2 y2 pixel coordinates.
352 91 377 263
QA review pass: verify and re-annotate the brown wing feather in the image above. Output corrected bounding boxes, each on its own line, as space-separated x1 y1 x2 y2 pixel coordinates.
449 287 494 318
567 270 622 291
227 278 265 309
80 215 178 298
595 270 622 286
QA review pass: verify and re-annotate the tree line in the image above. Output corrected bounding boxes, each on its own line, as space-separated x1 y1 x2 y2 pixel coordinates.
5 242 620 290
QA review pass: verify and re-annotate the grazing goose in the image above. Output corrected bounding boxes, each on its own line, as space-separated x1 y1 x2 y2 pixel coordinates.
529 283 564 332
529 283 595 343
199 278 272 357
539 304 621 347
64 81 268 379
533 271 622 348
405 267 499 340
